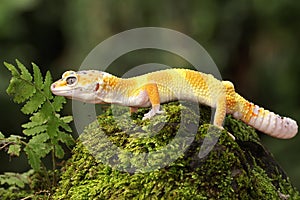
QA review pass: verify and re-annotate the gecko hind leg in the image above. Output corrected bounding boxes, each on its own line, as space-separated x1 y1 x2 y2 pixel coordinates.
213 96 236 140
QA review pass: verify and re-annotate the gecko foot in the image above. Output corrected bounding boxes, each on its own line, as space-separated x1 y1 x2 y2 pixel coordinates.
142 105 164 120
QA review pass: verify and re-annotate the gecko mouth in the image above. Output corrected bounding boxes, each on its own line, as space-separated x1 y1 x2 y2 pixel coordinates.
50 83 99 103
50 83 76 96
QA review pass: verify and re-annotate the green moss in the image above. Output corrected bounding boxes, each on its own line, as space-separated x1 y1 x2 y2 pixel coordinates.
53 102 299 199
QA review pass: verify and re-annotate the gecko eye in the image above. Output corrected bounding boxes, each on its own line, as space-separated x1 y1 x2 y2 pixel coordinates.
66 76 77 86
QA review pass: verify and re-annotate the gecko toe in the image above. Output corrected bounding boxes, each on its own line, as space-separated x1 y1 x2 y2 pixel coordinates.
142 109 164 120
227 132 236 140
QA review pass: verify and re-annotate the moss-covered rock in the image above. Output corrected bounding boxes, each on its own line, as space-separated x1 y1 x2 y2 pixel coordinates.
53 102 299 199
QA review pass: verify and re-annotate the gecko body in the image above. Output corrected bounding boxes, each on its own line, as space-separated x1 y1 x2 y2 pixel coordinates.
51 68 298 139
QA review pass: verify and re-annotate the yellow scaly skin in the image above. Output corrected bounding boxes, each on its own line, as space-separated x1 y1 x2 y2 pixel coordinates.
51 68 298 139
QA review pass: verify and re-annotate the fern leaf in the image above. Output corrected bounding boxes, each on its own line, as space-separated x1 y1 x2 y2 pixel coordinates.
59 116 73 132
32 131 49 142
24 146 41 171
16 59 32 82
23 125 48 136
4 62 20 76
4 60 75 172
57 131 75 147
52 96 66 112
60 116 73 123
22 120 44 129
8 144 21 156
5 60 36 103
54 144 64 159
43 71 53 99
25 102 53 128
0 132 4 139
36 102 52 122
0 172 28 188
25 133 52 169
46 116 60 138
28 112 47 126
21 92 46 114
6 77 36 103
59 119 73 132
32 63 43 90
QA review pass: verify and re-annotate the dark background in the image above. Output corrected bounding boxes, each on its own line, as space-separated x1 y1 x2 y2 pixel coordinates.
1 0 299 189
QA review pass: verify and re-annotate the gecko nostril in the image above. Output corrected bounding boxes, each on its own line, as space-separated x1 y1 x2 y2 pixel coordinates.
51 84 56 89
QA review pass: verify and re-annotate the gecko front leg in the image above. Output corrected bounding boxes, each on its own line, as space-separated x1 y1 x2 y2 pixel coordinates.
142 83 164 120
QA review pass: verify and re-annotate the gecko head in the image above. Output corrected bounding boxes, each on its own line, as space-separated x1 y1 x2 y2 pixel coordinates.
51 70 110 103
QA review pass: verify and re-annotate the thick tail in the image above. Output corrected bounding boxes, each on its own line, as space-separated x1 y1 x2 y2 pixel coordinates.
232 94 298 139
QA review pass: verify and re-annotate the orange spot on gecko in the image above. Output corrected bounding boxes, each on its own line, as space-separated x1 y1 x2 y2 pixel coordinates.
185 70 208 93
242 102 255 122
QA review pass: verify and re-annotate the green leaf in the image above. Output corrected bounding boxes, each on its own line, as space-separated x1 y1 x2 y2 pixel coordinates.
52 96 66 112
1 173 25 188
8 144 21 156
6 135 23 143
27 133 51 158
23 124 48 136
21 92 46 114
4 62 20 76
57 131 75 147
54 144 64 159
29 102 52 124
4 60 74 173
46 116 59 138
59 119 73 132
60 116 73 123
24 146 41 171
16 59 32 82
32 63 43 90
28 132 49 145
6 77 36 103
43 71 53 99
0 171 33 189
22 120 44 129
29 112 48 125
0 132 4 139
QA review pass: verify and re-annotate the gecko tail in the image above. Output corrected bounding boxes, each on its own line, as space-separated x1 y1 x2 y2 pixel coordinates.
233 100 298 139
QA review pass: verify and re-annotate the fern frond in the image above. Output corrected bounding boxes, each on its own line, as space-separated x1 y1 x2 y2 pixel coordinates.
32 63 43 90
21 92 46 114
60 116 73 123
57 131 74 147
59 116 73 132
4 60 75 172
23 125 48 136
22 120 44 129
4 62 20 76
16 60 32 82
43 71 53 100
52 96 66 112
24 146 41 172
6 76 36 103
54 143 64 159
0 132 4 139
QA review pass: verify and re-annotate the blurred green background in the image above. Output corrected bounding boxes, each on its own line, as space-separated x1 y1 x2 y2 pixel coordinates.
0 0 299 189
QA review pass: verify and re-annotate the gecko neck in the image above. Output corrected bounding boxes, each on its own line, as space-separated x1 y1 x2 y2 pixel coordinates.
98 76 138 105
